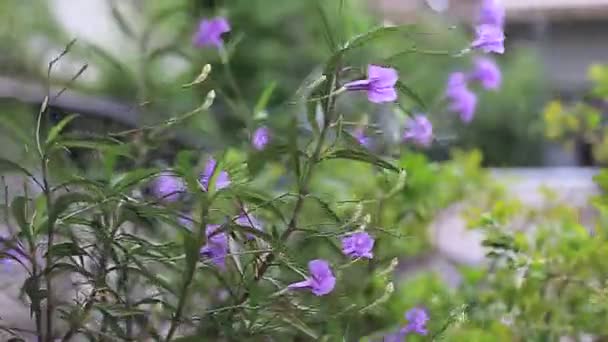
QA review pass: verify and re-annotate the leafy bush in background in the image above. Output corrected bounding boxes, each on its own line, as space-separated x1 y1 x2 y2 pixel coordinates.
543 63 608 165
0 0 544 166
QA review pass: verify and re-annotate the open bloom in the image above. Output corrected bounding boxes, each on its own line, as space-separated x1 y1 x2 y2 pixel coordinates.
471 57 502 90
446 72 478 123
341 232 374 259
193 17 230 48
403 115 433 147
404 307 430 335
235 210 263 239
200 224 229 269
288 259 336 296
478 0 505 28
344 65 398 103
252 126 271 150
471 24 505 54
199 158 230 191
151 172 185 202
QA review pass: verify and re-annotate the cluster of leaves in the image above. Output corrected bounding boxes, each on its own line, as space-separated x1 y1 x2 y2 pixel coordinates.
382 174 608 341
543 64 608 164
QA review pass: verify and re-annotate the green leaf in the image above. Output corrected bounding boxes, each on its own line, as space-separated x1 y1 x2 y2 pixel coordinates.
48 192 95 228
306 195 341 223
47 242 87 258
56 138 132 157
10 196 28 232
282 315 319 339
321 149 400 172
247 143 290 176
315 0 337 51
254 81 277 119
342 26 402 51
182 231 201 276
288 118 303 183
0 159 40 187
396 80 427 110
234 186 287 223
111 168 158 192
306 101 321 137
45 114 78 146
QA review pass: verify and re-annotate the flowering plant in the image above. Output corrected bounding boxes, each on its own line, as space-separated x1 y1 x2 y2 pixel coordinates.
0 0 511 341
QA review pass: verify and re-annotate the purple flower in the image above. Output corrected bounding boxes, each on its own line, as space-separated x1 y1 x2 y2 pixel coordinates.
151 172 185 202
470 57 502 90
235 210 263 239
252 126 271 151
477 0 505 28
446 72 478 123
354 128 371 148
404 307 430 335
403 115 433 147
288 259 336 296
199 158 231 191
344 65 398 103
193 17 230 48
471 24 505 54
341 232 374 259
200 224 228 269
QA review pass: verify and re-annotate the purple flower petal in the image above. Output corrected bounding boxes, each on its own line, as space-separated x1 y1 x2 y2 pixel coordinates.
471 24 505 54
151 172 185 202
404 307 430 336
477 0 505 28
446 72 478 123
403 115 433 147
345 65 399 103
252 126 271 151
235 210 264 239
193 17 231 48
288 259 335 296
341 232 375 259
199 158 231 191
471 57 502 90
353 128 371 148
200 224 228 269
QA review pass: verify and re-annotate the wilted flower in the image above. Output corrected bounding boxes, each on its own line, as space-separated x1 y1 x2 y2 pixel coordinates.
384 307 430 341
344 65 398 103
200 224 228 269
199 158 230 191
478 0 505 28
446 72 478 123
193 17 231 48
404 307 430 335
288 259 336 296
341 232 374 259
403 115 433 147
252 126 271 150
470 57 502 90
151 172 185 202
235 210 263 239
471 24 505 54
353 128 371 148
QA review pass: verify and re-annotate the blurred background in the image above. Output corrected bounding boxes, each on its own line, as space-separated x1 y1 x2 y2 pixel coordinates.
1 0 607 168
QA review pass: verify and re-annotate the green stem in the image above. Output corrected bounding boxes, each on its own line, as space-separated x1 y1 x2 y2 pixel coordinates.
234 61 340 306
42 155 54 342
164 204 209 341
